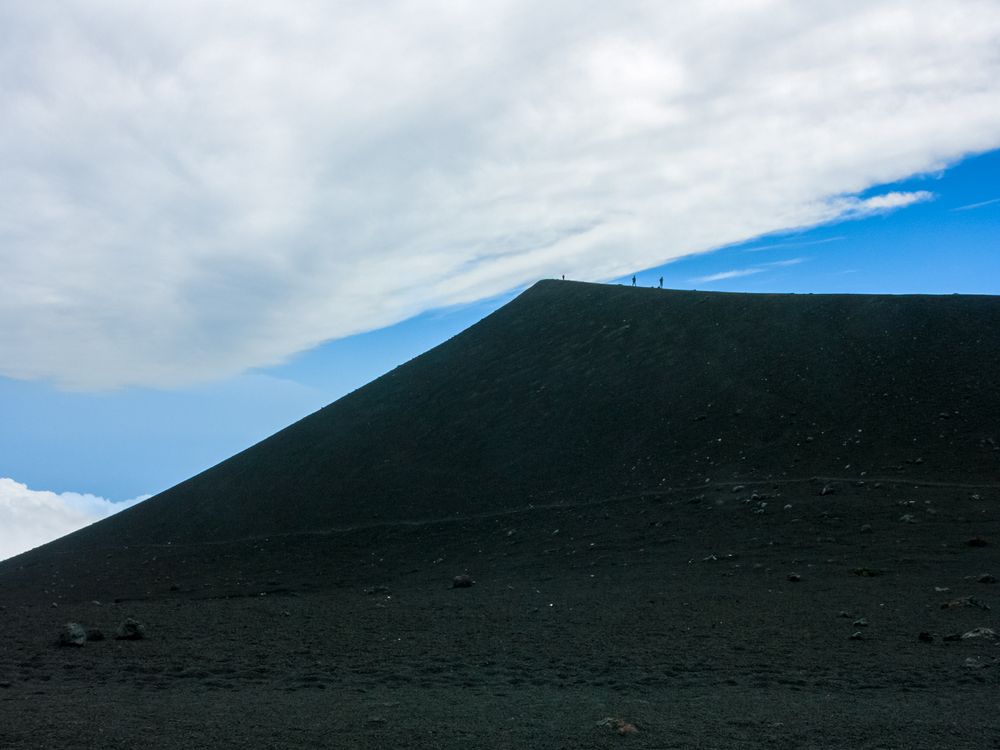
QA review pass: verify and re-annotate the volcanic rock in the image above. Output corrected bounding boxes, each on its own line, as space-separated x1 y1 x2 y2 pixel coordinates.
58 622 86 647
941 596 990 611
114 618 145 641
960 627 998 641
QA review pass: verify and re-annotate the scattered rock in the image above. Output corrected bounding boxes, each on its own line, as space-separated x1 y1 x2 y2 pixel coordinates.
963 657 988 669
960 627 998 642
849 631 864 640
967 537 989 548
451 575 475 589
852 618 869 627
597 717 639 736
899 514 917 524
819 484 835 496
941 596 990 611
851 567 881 577
977 574 997 584
364 585 390 596
918 631 934 643
837 611 852 618
85 628 105 642
786 573 801 582
859 524 873 534
58 622 86 647
114 618 145 641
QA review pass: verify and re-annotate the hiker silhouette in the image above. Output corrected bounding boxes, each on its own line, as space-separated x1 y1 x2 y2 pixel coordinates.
659 276 663 288
631 275 636 286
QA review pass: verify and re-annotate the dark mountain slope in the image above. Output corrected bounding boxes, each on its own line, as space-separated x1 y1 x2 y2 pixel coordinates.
20 279 1000 555
3 280 1000 750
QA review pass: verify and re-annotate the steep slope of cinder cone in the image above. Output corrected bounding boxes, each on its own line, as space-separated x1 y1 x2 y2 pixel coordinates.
7 280 1000 558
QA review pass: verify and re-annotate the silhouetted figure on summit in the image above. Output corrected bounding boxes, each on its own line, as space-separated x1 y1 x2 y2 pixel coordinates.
659 276 663 288
631 275 636 286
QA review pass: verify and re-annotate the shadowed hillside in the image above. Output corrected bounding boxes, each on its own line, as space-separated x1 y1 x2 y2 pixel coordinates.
14 280 1000 556
4 282 1000 750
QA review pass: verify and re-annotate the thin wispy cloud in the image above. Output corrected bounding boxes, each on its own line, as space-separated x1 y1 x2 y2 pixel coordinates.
763 258 807 268
0 478 147 561
692 268 766 283
691 256 808 284
744 237 845 253
3 2 1000 389
952 197 1000 211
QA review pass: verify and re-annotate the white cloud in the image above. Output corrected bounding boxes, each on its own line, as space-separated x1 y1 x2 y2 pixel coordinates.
3 1 1000 389
836 190 936 216
0 477 148 561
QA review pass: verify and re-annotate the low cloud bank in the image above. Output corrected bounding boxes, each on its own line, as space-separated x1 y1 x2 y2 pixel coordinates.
0 478 148 561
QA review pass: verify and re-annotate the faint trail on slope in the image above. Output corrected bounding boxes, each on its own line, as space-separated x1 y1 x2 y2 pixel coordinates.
55 474 998 554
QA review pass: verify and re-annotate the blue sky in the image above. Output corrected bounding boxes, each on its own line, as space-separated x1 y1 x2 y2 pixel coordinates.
2 1 1000 559
665 149 1000 295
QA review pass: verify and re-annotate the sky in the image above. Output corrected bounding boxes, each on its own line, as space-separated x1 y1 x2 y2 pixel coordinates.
2 1 1000 560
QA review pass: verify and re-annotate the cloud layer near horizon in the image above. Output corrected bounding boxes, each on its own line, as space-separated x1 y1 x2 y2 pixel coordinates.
4 1 1000 389
0 478 147 561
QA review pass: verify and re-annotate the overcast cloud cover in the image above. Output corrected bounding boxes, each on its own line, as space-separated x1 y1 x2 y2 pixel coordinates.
0 478 146 561
3 0 1000 389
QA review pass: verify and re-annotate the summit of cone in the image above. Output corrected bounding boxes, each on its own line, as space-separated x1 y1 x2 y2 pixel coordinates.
9 280 1000 557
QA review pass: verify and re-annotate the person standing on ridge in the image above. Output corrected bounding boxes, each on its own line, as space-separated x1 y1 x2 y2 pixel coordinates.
659 276 663 288
631 275 636 286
